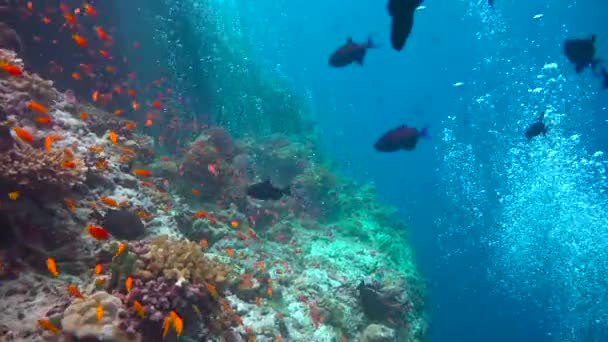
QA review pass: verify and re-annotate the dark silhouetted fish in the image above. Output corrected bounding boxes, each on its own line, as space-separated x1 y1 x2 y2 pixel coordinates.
488 0 494 8
329 37 375 67
246 180 290 200
564 35 601 73
374 125 429 152
525 113 548 140
602 67 608 89
388 0 423 51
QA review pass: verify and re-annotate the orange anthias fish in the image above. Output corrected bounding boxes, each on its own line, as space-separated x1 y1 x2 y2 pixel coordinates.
162 316 171 338
67 284 85 299
34 117 52 124
226 248 235 257
192 189 201 196
133 300 145 318
193 212 207 219
80 113 90 120
86 224 110 240
27 101 49 113
0 62 23 76
71 72 81 80
170 311 183 336
96 304 103 321
160 156 170 161
47 257 58 277
109 131 117 144
115 243 127 257
72 34 87 48
132 169 152 177
267 287 273 297
126 276 133 293
13 127 33 142
44 136 55 152
8 191 19 200
63 161 76 169
95 263 102 276
145 119 153 127
125 122 137 130
38 319 60 335
94 26 111 41
65 198 77 212
206 283 218 298
83 3 98 17
200 239 208 249
231 220 239 229
92 90 99 102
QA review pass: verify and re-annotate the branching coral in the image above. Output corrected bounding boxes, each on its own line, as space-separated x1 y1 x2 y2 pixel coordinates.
133 235 233 288
0 140 85 190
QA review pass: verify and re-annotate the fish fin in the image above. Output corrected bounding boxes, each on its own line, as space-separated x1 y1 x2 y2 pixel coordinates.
356 56 364 66
420 126 430 140
347 37 353 44
575 63 585 73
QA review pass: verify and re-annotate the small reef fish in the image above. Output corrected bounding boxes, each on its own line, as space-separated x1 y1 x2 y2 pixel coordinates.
100 197 119 207
329 37 375 67
72 34 87 48
96 304 103 321
388 0 423 51
80 113 90 120
86 224 110 240
193 211 207 219
34 117 52 124
67 285 85 299
83 3 98 17
12 127 33 142
602 67 608 89
133 300 145 318
115 243 127 257
94 26 111 41
8 191 19 200
373 124 429 152
109 131 118 144
47 257 59 277
45 136 56 152
192 189 201 196
0 62 23 76
72 72 81 80
38 319 60 335
125 122 137 130
170 311 183 336
162 316 171 337
65 198 77 212
95 264 103 275
92 90 99 102
267 287 273 297
27 101 48 114
246 180 290 200
564 35 600 73
226 248 235 257
132 169 152 177
62 161 76 169
200 239 209 249
126 276 133 293
489 0 494 8
231 220 239 228
525 114 548 140
206 283 218 298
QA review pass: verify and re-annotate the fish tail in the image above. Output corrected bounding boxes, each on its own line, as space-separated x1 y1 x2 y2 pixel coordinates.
420 126 430 140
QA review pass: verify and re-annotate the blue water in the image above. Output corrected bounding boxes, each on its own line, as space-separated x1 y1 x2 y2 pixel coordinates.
232 0 608 341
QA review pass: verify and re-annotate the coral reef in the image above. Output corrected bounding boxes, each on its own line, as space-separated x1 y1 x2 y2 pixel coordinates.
62 291 140 341
133 235 233 287
0 139 85 191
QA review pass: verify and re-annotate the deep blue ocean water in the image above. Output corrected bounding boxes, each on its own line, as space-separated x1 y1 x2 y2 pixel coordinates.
230 0 608 341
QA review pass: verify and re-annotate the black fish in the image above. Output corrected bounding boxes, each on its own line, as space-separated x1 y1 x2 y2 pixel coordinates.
488 0 494 8
564 35 600 73
329 37 375 67
602 67 608 89
388 0 422 51
374 125 429 152
246 180 290 200
525 113 548 140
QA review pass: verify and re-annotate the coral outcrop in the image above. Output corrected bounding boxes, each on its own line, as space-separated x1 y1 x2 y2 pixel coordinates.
61 291 140 341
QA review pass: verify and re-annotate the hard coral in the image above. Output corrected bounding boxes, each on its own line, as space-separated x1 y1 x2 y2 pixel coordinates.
0 140 85 191
61 291 141 341
134 235 232 287
0 49 60 118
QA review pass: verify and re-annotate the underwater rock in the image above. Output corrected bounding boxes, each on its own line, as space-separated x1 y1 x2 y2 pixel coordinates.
103 209 145 240
360 323 396 342
358 281 405 323
61 291 140 341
